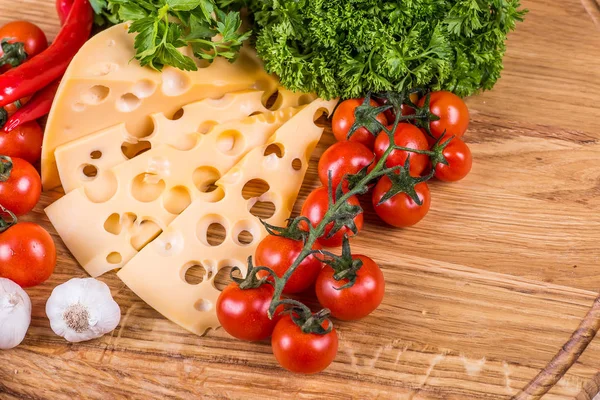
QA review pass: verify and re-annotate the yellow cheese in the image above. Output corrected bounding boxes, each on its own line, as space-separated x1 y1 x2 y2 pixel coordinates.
55 90 273 194
41 23 282 190
117 98 337 336
45 106 301 277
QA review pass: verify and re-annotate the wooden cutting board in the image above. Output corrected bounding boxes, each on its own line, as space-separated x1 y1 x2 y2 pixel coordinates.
1 0 600 399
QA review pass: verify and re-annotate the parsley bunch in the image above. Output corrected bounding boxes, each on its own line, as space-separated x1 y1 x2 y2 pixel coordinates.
91 0 251 71
224 0 526 99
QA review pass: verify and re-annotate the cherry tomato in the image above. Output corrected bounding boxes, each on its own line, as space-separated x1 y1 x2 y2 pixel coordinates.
216 282 282 341
0 157 41 216
300 186 363 247
332 98 387 150
434 138 472 182
418 91 469 140
374 123 430 176
0 121 43 164
3 97 30 117
0 21 48 72
255 236 322 294
316 255 385 321
372 175 431 227
271 315 338 374
0 222 56 287
318 141 374 192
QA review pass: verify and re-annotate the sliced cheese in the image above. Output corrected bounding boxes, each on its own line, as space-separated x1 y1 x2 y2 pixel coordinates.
42 22 282 190
55 90 271 193
117 98 337 336
45 106 301 277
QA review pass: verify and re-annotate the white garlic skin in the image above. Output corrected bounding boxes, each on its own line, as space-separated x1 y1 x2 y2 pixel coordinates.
46 278 121 343
0 278 32 350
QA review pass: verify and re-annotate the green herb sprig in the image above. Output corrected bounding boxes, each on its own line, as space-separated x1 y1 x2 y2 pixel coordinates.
91 0 250 71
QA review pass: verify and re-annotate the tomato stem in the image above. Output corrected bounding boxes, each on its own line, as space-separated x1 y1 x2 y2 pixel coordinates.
0 204 17 233
0 155 13 182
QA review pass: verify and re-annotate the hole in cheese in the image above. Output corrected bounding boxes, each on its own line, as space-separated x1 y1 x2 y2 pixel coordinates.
121 140 151 159
263 89 279 110
83 170 118 203
163 186 192 215
167 108 184 121
130 219 163 252
292 158 303 171
183 263 207 285
216 129 244 155
242 179 270 200
198 120 218 135
264 143 285 158
161 68 192 97
213 266 242 291
104 213 122 235
90 62 118 76
90 150 102 160
237 230 253 245
72 103 85 112
193 166 220 193
117 93 142 112
249 201 276 219
194 299 212 312
126 115 155 139
106 252 122 264
81 164 98 180
206 223 226 247
232 219 259 246
131 173 166 203
81 85 110 105
131 79 157 99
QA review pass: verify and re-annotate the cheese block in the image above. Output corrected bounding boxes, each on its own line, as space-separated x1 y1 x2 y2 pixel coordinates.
117 98 337 336
45 106 301 278
41 22 282 190
55 90 272 194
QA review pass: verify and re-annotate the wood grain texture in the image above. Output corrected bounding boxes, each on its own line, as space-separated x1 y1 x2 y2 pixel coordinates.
1 0 600 399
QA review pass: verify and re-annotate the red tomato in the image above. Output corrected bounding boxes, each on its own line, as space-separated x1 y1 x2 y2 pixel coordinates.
316 255 385 321
434 138 472 182
0 21 48 71
0 222 56 287
317 141 374 192
0 157 41 216
418 91 469 140
374 123 430 176
300 186 363 247
332 98 387 150
372 175 431 227
216 282 282 341
255 235 322 294
3 97 30 117
271 314 338 374
0 121 43 164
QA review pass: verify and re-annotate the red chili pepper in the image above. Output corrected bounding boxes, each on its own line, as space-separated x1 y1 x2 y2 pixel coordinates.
56 0 75 26
3 80 61 132
0 0 92 108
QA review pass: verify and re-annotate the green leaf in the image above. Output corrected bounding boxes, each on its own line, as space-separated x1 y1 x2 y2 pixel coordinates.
164 44 198 71
118 2 149 20
167 0 200 12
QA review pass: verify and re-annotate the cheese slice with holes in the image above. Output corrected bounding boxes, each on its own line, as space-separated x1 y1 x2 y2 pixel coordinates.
45 106 301 277
41 22 285 190
117 98 337 336
55 90 273 193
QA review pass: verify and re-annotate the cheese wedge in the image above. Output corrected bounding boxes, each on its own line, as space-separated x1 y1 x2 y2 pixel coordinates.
42 22 282 190
117 98 337 336
45 106 301 277
55 90 272 194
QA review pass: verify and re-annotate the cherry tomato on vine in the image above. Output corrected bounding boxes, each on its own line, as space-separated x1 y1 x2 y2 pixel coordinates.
372 175 431 228
0 21 48 72
374 123 430 176
0 221 56 287
0 157 41 216
216 282 282 341
300 186 364 247
434 137 472 182
318 141 375 192
271 315 338 374
0 121 43 164
418 91 469 141
316 255 385 321
255 236 323 294
378 92 419 123
332 98 387 150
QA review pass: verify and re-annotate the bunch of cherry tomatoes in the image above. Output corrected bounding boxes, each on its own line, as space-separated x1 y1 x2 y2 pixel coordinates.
0 21 57 289
216 90 473 374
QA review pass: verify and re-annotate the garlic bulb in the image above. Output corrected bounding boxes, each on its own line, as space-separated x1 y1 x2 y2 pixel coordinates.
0 278 32 350
46 278 121 343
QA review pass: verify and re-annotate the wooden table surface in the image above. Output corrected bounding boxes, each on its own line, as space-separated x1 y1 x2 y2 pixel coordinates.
2 1 600 399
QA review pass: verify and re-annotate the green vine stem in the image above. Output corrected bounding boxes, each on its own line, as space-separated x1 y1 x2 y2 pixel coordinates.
0 205 17 233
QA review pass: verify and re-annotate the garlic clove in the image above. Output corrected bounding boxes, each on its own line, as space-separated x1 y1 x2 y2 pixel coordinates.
46 278 121 343
0 278 32 350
